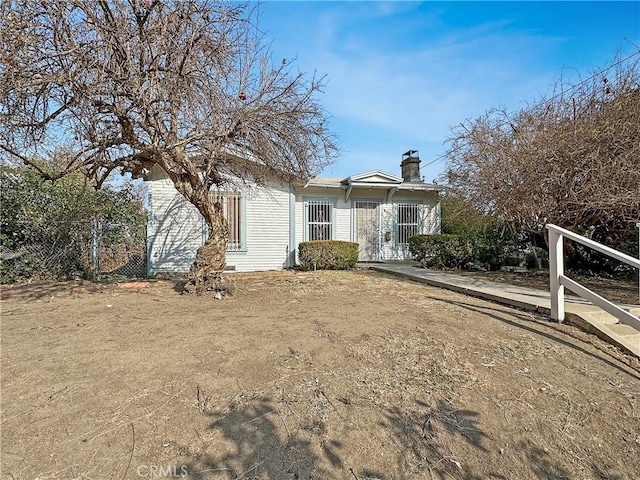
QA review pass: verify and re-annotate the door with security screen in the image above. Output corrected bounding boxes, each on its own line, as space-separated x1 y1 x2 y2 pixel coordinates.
355 201 381 261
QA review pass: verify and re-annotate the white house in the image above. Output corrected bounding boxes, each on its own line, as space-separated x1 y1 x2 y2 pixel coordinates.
145 150 441 274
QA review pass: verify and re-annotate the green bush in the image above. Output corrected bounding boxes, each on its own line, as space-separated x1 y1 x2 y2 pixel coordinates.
468 222 509 270
526 246 549 269
1 166 147 283
408 234 472 269
566 226 639 277
298 240 359 270
440 196 520 270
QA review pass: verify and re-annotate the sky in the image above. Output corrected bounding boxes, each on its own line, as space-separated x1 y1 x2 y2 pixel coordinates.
254 1 640 183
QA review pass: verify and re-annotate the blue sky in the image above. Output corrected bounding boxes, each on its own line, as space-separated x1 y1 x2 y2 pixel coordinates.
255 1 640 182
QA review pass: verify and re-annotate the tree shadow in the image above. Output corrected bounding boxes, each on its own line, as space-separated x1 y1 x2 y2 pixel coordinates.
519 442 571 480
0 279 107 301
423 295 640 382
516 440 626 480
172 278 188 293
175 389 393 480
166 368 630 480
174 389 632 479
589 464 625 480
179 396 323 479
147 194 206 277
379 398 499 480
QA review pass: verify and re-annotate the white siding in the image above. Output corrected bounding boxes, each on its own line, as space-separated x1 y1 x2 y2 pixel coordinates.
147 167 442 272
228 183 291 272
147 171 204 275
146 167 291 274
294 186 440 263
294 187 350 262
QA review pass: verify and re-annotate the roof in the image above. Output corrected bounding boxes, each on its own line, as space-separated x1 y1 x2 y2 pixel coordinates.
345 170 403 184
302 169 441 201
304 176 344 188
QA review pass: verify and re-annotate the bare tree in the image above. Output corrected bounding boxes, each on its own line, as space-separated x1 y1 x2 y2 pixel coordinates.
0 0 338 294
445 52 640 247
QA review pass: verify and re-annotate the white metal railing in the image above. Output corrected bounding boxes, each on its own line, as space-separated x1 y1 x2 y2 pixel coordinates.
546 224 640 331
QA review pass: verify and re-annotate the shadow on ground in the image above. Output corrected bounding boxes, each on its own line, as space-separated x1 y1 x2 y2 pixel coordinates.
177 394 508 479
0 280 108 300
424 294 640 382
178 396 323 479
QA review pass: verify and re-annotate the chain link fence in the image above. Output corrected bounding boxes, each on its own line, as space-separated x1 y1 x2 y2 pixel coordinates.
0 220 146 283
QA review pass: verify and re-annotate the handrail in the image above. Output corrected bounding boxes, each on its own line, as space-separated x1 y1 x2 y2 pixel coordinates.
546 224 640 330
548 224 640 268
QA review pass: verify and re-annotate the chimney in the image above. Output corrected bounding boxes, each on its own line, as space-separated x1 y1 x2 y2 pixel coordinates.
401 150 422 183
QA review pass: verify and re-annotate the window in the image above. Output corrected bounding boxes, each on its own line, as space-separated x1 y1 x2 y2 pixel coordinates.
396 203 420 244
210 192 243 250
306 200 333 240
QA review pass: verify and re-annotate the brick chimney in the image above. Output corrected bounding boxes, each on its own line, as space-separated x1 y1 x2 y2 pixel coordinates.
401 150 422 183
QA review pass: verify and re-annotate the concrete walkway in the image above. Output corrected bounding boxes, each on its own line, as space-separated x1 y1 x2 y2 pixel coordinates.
368 263 640 357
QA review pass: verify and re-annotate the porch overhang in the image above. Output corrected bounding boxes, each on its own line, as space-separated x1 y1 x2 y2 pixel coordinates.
342 179 405 202
342 180 440 202
301 169 441 202
341 170 404 202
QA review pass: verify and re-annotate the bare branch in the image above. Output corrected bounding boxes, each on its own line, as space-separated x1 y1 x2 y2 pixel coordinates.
1 0 339 293
444 52 640 245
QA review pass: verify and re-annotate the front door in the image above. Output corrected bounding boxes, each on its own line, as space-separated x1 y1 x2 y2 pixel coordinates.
355 201 380 261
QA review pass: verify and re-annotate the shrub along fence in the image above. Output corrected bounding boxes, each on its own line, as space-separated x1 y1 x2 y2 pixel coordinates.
0 220 146 283
408 232 548 271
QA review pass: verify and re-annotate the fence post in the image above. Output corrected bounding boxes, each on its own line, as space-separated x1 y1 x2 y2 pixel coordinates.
548 226 565 322
92 219 102 282
637 223 640 304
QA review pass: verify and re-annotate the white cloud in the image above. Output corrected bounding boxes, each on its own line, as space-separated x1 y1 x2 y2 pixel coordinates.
311 26 561 147
259 1 638 178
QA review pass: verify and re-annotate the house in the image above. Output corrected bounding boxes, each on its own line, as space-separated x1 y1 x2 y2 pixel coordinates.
145 150 441 274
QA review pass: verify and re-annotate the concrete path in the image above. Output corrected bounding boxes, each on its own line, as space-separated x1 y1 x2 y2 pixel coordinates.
368 263 640 357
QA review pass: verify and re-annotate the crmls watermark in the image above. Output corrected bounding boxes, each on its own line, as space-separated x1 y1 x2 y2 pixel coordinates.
136 464 189 478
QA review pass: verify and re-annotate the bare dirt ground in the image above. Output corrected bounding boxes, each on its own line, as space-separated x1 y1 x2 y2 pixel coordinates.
1 269 639 480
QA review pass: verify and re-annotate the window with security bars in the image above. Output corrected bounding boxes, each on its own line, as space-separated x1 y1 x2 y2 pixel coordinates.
210 192 243 250
306 201 333 240
396 203 420 245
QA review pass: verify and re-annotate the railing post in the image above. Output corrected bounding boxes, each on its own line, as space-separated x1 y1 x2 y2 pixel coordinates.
548 227 565 322
637 223 640 304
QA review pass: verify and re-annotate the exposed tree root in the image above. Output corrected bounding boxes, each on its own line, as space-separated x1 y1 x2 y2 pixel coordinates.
183 240 236 297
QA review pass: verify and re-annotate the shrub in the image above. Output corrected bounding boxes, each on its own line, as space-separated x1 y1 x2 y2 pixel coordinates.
440 196 521 270
565 225 639 277
408 234 472 269
526 246 549 269
298 240 359 270
468 223 509 270
0 166 147 283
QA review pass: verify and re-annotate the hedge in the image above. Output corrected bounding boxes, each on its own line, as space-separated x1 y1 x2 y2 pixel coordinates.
298 240 359 270
408 234 472 269
1 167 147 283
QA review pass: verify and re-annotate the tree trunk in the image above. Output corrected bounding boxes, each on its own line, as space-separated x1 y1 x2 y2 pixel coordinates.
183 197 235 297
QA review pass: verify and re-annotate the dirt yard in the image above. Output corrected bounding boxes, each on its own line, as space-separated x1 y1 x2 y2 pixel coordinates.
2 270 639 480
